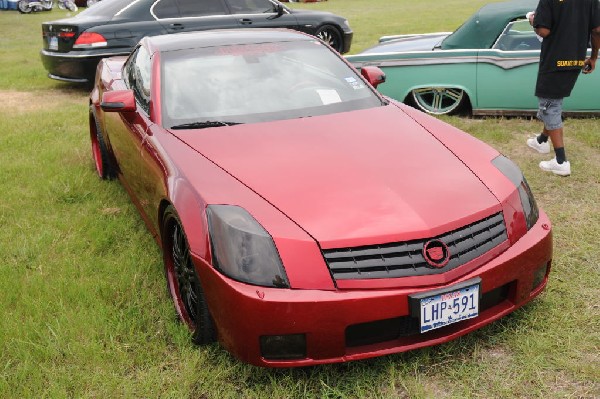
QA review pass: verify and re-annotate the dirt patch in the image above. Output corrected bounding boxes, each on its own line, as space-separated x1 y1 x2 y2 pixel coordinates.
0 89 88 114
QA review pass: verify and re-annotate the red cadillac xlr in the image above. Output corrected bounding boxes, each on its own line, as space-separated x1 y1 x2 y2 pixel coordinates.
89 29 552 367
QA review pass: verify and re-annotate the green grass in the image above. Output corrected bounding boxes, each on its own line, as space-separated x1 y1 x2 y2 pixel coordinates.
0 2 599 398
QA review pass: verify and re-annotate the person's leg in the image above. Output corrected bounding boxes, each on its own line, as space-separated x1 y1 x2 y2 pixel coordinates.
534 98 570 175
545 126 567 164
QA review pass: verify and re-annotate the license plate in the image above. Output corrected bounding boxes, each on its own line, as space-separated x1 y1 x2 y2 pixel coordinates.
49 36 58 51
410 279 480 333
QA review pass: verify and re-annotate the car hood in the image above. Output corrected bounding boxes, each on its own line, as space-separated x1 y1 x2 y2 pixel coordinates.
357 33 450 55
173 105 500 248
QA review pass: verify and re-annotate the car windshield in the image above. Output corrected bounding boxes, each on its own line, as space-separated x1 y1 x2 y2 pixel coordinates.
493 20 542 51
161 40 383 128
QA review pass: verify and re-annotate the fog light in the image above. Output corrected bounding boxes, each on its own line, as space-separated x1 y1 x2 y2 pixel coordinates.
533 263 549 290
260 334 306 360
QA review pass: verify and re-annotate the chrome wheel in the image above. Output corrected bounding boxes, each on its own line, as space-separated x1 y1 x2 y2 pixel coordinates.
411 87 465 115
17 0 32 13
316 25 343 53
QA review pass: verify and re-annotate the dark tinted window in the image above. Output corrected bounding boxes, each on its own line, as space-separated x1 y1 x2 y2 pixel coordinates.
77 0 154 20
227 0 275 14
154 0 227 18
76 0 132 18
125 46 152 114
152 0 179 18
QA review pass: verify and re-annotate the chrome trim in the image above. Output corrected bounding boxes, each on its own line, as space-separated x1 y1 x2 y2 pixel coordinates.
115 0 144 17
473 109 600 117
351 54 540 70
349 48 477 58
378 32 452 43
478 55 539 69
150 0 288 21
48 74 89 83
41 49 130 58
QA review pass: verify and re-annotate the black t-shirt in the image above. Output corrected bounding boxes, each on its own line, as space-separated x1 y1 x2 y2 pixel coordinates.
534 0 600 98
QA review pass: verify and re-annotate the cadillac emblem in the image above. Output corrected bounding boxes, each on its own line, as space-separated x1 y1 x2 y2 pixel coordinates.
423 240 450 268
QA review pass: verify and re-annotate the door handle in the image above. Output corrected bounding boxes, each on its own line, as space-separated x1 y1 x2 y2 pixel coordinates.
169 23 185 30
239 18 252 25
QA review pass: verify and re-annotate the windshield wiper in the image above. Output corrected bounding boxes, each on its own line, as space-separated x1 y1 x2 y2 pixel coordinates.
170 121 243 130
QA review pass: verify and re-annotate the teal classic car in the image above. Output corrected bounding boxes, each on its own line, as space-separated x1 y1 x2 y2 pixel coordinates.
346 0 600 115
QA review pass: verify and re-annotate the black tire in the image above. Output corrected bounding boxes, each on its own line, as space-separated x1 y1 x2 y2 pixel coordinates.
17 0 32 13
316 24 343 53
89 107 115 180
162 206 216 345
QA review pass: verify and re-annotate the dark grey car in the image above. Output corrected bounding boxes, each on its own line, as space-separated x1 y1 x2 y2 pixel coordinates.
41 0 353 83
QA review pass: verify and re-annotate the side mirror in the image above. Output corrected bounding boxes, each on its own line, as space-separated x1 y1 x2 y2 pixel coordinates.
361 66 386 89
100 90 136 112
274 3 284 16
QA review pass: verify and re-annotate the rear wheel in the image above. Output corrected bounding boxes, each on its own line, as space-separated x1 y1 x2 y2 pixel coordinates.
90 108 115 180
17 0 32 13
316 25 343 53
163 206 216 345
410 87 466 115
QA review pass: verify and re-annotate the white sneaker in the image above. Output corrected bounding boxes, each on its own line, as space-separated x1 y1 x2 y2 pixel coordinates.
527 136 550 154
539 158 571 176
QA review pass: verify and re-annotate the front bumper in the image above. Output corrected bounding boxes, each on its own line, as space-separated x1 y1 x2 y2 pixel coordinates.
40 49 129 83
194 210 552 367
342 31 353 54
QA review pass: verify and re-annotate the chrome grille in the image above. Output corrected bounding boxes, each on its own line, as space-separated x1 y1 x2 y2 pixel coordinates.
322 212 507 280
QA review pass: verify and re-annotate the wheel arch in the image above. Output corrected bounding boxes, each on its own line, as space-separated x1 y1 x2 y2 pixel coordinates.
402 84 474 115
158 181 211 262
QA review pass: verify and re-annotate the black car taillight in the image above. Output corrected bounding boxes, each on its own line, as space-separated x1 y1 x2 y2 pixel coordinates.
73 32 107 48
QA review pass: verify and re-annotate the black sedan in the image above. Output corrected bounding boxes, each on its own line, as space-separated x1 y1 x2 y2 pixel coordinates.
41 0 353 83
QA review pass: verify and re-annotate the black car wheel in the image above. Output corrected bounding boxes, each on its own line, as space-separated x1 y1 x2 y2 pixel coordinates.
163 206 216 345
89 108 115 180
316 24 343 53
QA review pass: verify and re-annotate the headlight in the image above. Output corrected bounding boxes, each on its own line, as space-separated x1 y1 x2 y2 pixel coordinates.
492 156 539 230
206 205 289 288
343 19 350 28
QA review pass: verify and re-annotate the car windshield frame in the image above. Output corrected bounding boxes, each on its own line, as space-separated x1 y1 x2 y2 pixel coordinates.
160 40 385 129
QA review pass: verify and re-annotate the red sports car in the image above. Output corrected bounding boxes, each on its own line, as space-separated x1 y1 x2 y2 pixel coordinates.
89 29 552 367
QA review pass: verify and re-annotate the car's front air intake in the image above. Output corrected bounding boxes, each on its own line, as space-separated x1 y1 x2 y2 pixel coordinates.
322 212 507 280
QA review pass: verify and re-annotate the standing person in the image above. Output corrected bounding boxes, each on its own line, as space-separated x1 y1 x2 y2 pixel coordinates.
526 0 600 176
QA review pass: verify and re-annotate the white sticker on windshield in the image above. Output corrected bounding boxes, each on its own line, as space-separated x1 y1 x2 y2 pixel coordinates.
345 76 365 90
317 89 342 105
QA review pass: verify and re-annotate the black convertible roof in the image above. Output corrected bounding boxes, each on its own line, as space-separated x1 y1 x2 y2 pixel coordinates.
441 0 538 50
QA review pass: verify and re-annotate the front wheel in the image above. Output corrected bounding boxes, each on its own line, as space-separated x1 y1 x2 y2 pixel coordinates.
163 206 216 345
315 24 343 53
410 87 467 115
17 0 32 13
